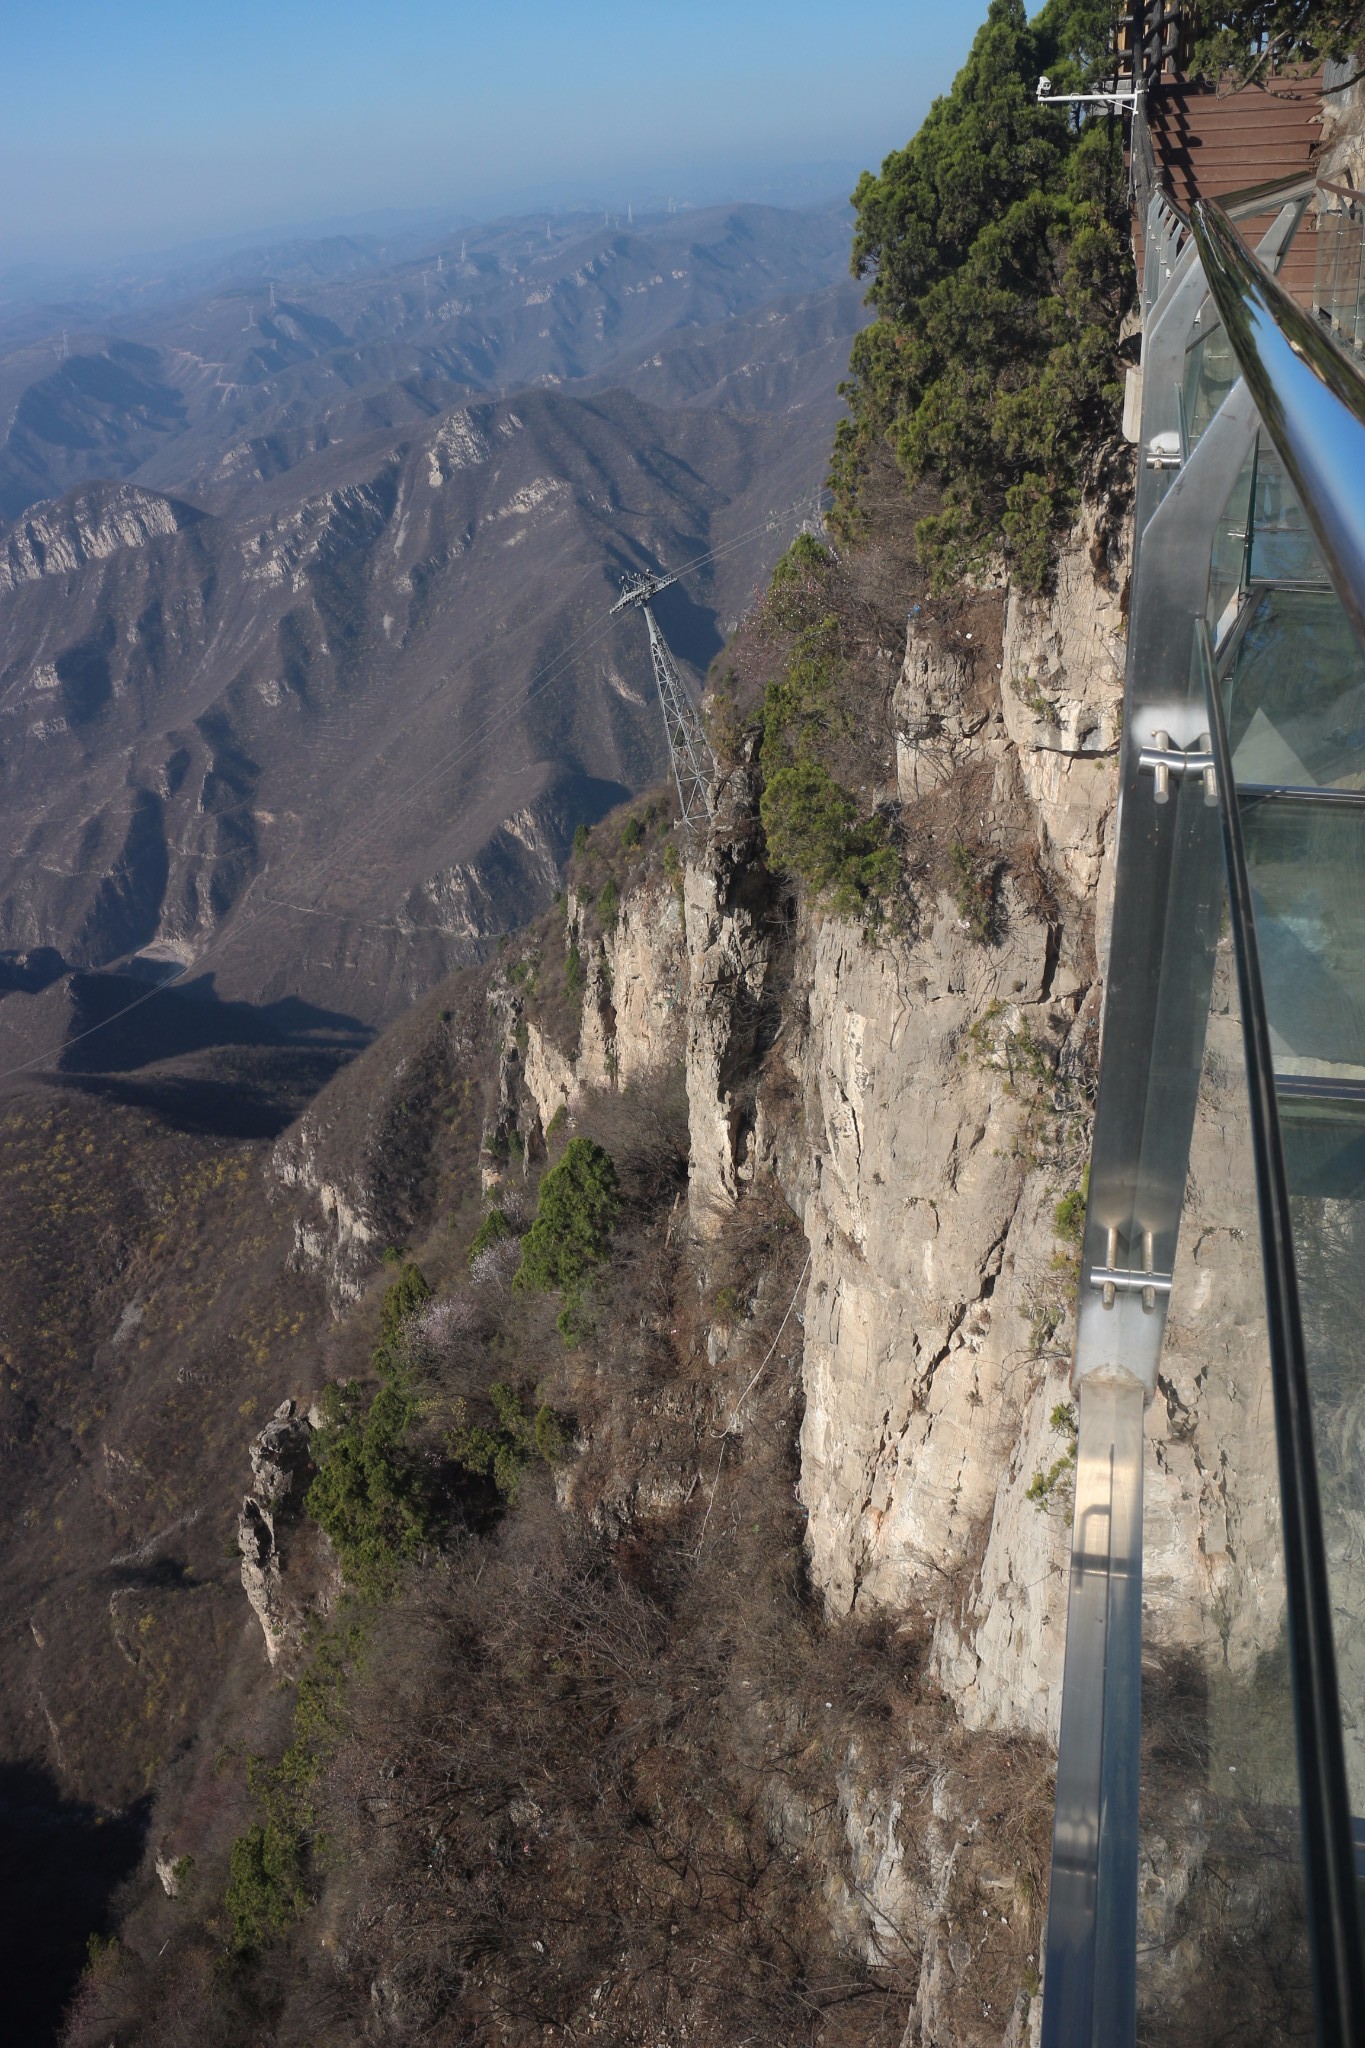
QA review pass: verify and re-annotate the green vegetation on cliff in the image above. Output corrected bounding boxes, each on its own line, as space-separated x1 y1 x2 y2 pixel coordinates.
745 536 902 919
832 0 1130 590
225 1631 356 1953
446 1378 568 1501
305 1261 437 1595
1191 0 1365 77
514 1134 621 1342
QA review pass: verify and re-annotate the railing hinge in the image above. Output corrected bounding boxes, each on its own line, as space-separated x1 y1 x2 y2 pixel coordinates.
1092 1227 1173 1313
1138 729 1218 805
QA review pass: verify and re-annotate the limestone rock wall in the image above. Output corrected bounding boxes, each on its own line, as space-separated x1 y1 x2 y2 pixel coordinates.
473 491 1286 1783
996 520 1125 911
237 1399 317 1666
505 872 688 1141
272 1113 382 1306
0 482 199 593
1320 61 1365 191
771 504 1286 1763
787 891 1087 1737
683 752 781 1233
756 500 1291 1791
682 515 1122 1745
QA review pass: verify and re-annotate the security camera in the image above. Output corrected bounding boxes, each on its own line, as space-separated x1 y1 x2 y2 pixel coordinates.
1037 75 1053 98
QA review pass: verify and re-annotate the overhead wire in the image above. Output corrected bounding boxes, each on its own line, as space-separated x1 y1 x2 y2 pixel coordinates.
693 1252 811 1561
199 491 795 950
0 491 814 1085
0 606 617 1082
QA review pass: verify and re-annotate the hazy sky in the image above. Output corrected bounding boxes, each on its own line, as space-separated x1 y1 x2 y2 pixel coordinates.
0 0 991 267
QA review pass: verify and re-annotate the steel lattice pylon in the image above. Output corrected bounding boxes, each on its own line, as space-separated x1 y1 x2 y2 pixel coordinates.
609 569 716 827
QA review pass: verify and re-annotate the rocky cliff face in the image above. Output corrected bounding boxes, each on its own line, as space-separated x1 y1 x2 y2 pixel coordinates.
467 490 1298 2027
655 516 1122 1753
414 509 1124 2036
654 506 1301 2026
290 506 1128 1758
242 478 1301 2040
798 529 1126 1738
501 871 689 1144
0 481 203 594
237 1399 320 1666
683 749 785 1231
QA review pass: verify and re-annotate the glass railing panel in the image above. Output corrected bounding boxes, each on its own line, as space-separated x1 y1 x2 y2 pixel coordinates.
1334 216 1352 344
1224 587 1365 790
1246 440 1329 586
1145 181 1365 2041
1182 315 1239 453
1281 1093 1365 1817
1210 548 1365 1936
1135 926 1314 2045
1351 227 1365 355
1315 207 1346 325
1230 784 1365 1828
1208 441 1256 646
1316 203 1365 356
1239 797 1365 1082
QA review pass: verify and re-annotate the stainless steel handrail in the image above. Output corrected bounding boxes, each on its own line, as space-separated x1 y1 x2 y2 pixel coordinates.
1214 169 1319 220
1192 199 1365 648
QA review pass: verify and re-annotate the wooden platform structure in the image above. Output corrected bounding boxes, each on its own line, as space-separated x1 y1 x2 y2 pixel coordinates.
1135 73 1325 304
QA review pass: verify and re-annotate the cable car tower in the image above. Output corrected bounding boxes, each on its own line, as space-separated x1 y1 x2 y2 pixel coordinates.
609 568 716 827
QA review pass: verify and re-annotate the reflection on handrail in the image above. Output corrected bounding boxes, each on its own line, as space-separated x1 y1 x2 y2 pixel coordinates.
1191 199 1365 651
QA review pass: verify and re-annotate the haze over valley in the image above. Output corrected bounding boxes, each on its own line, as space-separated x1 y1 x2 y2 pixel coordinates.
0 198 863 1078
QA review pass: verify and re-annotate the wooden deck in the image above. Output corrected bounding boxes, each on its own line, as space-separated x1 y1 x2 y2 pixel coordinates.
1135 73 1324 305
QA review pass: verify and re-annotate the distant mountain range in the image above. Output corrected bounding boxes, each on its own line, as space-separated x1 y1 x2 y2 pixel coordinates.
0 200 864 1067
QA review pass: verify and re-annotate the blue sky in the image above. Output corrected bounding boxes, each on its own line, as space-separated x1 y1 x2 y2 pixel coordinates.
0 0 992 266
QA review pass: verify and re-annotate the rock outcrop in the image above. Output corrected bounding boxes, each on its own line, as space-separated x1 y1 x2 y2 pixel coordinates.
275 1126 381 1307
457 485 1317 2027
683 750 782 1233
506 872 688 1140
238 1399 314 1665
776 871 1090 1740
0 482 202 593
669 523 1116 1741
996 506 1126 908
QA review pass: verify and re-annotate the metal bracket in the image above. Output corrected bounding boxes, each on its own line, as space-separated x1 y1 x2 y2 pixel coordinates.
1037 85 1140 109
1137 729 1218 805
1091 1227 1172 1312
1144 427 1183 471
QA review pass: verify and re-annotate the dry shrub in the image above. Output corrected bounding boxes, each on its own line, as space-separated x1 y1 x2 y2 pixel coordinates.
310 1507 915 2048
57 1036 1061 2048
